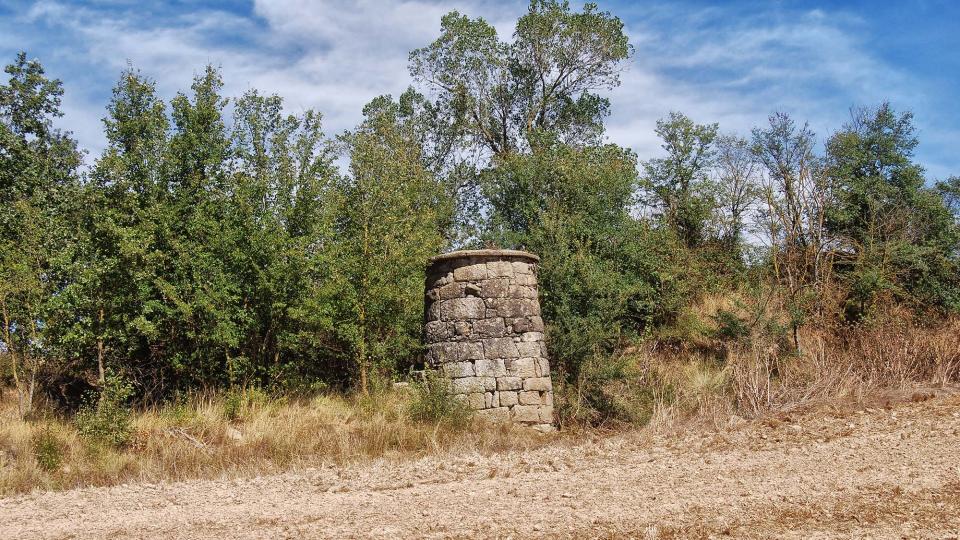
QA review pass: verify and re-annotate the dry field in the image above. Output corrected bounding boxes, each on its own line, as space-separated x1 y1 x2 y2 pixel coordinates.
2 389 959 539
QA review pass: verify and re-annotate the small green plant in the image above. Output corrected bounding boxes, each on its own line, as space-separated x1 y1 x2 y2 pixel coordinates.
75 372 134 448
712 309 751 342
31 429 64 472
222 387 271 422
408 371 471 426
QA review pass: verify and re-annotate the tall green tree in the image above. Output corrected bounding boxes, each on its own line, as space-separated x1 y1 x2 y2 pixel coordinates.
221 88 338 388
825 103 959 314
484 136 685 383
642 111 719 248
44 68 169 396
328 97 450 392
0 52 82 415
409 0 632 159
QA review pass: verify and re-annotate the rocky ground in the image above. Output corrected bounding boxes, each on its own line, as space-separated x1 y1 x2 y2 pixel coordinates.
3 391 959 539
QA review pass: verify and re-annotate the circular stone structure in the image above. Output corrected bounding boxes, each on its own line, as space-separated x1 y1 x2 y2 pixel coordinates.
424 249 554 430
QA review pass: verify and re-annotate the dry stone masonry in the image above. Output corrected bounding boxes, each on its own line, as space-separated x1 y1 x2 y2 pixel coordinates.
424 249 554 431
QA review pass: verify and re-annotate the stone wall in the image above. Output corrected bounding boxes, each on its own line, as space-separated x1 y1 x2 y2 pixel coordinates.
424 250 554 431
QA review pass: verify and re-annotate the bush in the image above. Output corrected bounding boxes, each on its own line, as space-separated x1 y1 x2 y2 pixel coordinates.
75 373 134 448
31 429 64 472
407 371 471 426
556 353 672 428
222 387 271 422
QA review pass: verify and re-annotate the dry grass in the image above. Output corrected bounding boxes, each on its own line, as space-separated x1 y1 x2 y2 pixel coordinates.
3 295 958 497
630 292 960 427
0 387 552 496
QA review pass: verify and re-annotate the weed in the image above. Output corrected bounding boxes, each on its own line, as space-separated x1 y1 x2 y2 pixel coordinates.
75 373 134 448
31 429 64 472
408 371 471 427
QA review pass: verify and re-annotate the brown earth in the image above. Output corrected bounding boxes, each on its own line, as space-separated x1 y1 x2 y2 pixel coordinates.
2 391 960 539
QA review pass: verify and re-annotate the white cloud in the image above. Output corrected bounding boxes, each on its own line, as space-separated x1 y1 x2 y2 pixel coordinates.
3 0 955 178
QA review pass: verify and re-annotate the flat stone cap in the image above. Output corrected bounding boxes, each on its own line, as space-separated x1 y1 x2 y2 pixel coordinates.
429 249 540 264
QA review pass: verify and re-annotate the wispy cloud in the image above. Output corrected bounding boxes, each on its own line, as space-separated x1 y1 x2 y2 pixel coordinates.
1 0 956 179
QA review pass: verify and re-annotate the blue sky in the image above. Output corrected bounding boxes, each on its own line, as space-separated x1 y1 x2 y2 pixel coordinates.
1 0 957 179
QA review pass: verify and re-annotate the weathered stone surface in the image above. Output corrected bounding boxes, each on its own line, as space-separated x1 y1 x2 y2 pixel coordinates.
512 273 537 286
511 261 532 274
453 263 487 281
518 390 542 406
496 377 522 391
509 285 537 299
523 377 552 392
512 405 541 423
486 260 515 278
477 407 510 422
453 321 472 337
535 357 550 378
516 341 541 357
497 390 519 406
441 361 475 378
528 316 545 332
425 300 441 322
474 358 506 377
482 337 520 359
520 331 544 342
489 298 540 318
474 318 506 338
466 392 486 410
441 297 485 320
451 377 486 394
484 391 496 408
505 358 537 378
480 376 497 391
464 282 481 296
461 342 484 361
427 342 460 364
424 321 453 342
438 282 465 300
480 278 510 298
539 406 554 423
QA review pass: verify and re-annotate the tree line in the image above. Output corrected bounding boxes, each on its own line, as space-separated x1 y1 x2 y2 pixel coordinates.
2 1 958 418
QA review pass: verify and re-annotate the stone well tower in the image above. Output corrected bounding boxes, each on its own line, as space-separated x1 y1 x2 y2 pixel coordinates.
424 249 554 430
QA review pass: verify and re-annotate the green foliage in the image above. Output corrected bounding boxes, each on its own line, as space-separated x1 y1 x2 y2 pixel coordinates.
408 370 471 426
222 387 271 422
31 429 65 472
556 353 670 427
0 51 82 416
643 112 720 248
75 373 134 448
825 103 960 316
2 1 958 428
325 96 451 391
484 138 689 381
711 309 751 342
409 0 632 157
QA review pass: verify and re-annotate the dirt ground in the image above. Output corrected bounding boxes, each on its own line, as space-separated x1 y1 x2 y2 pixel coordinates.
2 391 960 539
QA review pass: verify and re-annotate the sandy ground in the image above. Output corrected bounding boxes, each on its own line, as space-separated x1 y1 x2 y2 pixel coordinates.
2 392 960 539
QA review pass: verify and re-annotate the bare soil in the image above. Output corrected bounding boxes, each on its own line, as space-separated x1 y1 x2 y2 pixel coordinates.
3 391 960 539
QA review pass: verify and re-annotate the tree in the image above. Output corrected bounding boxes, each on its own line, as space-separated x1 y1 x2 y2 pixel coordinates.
825 103 959 315
750 112 830 346
714 133 760 252
0 52 82 416
642 112 719 248
409 0 632 159
328 97 451 393
484 136 686 384
222 88 338 388
44 68 169 398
